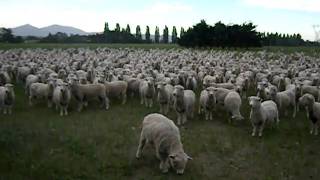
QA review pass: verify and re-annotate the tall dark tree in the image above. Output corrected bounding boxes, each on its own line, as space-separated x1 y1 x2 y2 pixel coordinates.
115 23 121 32
104 22 109 33
163 26 169 43
136 25 142 40
172 26 178 43
155 26 160 43
180 27 185 38
145 26 151 43
0 28 22 43
126 24 131 34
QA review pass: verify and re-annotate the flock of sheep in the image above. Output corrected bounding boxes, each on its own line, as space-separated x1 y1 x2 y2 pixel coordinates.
0 48 319 174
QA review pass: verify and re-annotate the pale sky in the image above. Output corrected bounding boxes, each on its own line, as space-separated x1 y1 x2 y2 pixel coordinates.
1 0 320 40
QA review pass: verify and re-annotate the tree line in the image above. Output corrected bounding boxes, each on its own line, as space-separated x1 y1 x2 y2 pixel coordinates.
1 21 319 47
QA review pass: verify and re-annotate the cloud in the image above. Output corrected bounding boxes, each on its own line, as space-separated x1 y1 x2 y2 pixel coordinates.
243 0 320 12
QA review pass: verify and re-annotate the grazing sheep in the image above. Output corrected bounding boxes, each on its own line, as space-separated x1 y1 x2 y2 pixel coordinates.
29 81 55 107
249 96 279 137
69 78 109 112
299 94 320 135
139 78 155 108
136 113 192 174
199 87 216 121
0 84 15 114
224 91 244 122
157 82 174 115
172 85 196 125
104 80 128 105
53 83 71 116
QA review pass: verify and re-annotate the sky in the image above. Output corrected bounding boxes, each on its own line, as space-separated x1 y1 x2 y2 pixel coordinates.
0 0 319 40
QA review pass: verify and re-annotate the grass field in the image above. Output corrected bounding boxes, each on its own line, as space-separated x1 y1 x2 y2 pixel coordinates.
0 84 319 180
0 44 320 179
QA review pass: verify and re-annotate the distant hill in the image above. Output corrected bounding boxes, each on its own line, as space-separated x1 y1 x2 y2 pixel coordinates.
11 24 90 37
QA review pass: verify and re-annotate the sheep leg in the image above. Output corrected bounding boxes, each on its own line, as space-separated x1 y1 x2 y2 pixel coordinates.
29 96 33 106
258 123 265 137
314 123 318 136
149 99 153 108
182 113 187 124
198 105 201 115
159 104 163 114
293 104 296 118
78 102 83 112
205 111 209 121
210 111 213 121
105 97 110 110
159 158 169 173
252 126 257 137
140 93 144 105
122 93 127 105
177 114 182 126
136 133 146 159
64 106 68 116
165 104 169 115
60 108 63 116
310 122 314 135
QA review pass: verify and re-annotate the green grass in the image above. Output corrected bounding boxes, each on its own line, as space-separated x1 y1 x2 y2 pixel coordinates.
0 84 319 180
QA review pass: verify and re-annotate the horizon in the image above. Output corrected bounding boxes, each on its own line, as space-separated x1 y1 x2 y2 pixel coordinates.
1 0 319 41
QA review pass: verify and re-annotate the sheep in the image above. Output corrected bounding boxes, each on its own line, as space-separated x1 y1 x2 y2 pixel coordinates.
210 82 235 90
136 113 192 174
157 82 174 115
299 94 320 135
139 78 155 108
25 74 40 94
269 87 296 118
127 78 141 97
224 91 244 122
185 74 197 91
0 71 11 86
211 88 243 122
104 80 128 105
249 96 279 137
52 83 71 116
172 85 196 125
199 87 216 121
0 84 15 114
69 78 109 112
300 85 320 102
29 81 55 107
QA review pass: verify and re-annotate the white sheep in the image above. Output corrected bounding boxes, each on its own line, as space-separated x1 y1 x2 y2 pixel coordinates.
224 91 244 122
136 113 192 174
53 83 71 116
269 87 296 118
139 78 155 108
299 94 320 135
249 96 279 137
157 82 174 115
0 84 15 114
29 81 55 107
69 78 109 112
199 87 216 120
172 85 196 125
104 80 128 105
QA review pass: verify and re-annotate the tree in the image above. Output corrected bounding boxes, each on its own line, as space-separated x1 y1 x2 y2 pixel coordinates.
180 27 185 38
155 26 160 43
162 26 169 43
104 22 109 33
145 26 151 43
0 28 23 43
172 26 178 43
115 23 121 32
135 25 142 41
126 24 131 34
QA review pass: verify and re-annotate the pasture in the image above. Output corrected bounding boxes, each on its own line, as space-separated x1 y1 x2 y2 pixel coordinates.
0 45 320 180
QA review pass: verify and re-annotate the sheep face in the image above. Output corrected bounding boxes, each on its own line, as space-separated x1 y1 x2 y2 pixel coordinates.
169 152 192 175
249 96 262 108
